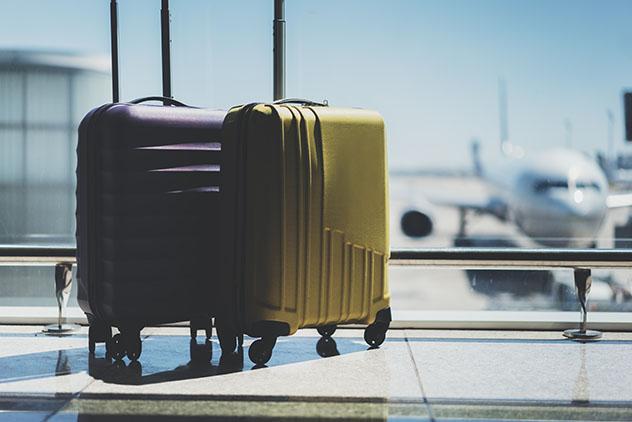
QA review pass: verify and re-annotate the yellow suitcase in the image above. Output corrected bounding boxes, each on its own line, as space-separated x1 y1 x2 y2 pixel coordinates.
220 100 390 365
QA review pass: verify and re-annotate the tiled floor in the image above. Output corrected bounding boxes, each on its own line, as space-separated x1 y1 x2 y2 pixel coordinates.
0 326 630 420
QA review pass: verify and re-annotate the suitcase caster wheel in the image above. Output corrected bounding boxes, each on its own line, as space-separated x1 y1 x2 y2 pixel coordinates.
317 325 337 337
248 339 273 366
112 359 126 370
126 335 142 361
316 336 340 358
364 323 387 348
109 334 126 361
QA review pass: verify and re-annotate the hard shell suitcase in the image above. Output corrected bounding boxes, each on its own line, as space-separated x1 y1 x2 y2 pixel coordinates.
76 0 228 361
220 101 391 365
77 101 226 360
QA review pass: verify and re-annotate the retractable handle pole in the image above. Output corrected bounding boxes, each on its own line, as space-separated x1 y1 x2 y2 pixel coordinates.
109 0 173 104
161 0 172 101
273 0 285 100
110 0 120 102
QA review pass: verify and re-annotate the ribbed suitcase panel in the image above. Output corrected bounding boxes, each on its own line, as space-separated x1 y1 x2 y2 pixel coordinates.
350 243 368 321
77 103 225 325
100 147 220 171
315 228 383 326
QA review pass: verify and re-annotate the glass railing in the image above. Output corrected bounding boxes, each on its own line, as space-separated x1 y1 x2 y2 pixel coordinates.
2 246 631 334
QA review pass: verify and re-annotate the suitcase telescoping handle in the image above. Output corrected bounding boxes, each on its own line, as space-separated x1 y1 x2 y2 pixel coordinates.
273 98 329 107
273 0 285 101
110 0 120 102
110 0 173 104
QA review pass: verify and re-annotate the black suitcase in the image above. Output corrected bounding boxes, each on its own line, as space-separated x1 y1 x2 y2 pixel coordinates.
76 0 227 361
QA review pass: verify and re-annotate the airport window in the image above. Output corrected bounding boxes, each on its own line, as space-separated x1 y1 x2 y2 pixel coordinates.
0 0 631 319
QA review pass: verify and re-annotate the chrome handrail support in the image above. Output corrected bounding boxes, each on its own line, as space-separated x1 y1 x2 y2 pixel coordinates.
563 269 602 340
43 262 79 335
0 246 79 334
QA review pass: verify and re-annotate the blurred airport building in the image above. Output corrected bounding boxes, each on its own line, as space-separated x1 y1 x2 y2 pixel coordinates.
0 50 109 304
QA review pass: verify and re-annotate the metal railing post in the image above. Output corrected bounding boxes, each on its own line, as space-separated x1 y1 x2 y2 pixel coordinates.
43 262 79 335
563 269 602 340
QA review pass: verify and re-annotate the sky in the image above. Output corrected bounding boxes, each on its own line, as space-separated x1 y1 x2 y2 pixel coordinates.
1 0 632 169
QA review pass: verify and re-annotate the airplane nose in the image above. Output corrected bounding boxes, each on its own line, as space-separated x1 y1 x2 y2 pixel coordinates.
517 191 606 246
540 194 606 240
555 192 605 219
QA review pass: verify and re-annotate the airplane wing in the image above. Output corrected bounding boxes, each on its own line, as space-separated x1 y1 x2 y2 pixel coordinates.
431 196 490 213
607 193 632 209
429 194 509 221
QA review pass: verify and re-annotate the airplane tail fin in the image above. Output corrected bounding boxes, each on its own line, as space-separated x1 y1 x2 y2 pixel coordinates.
471 138 483 177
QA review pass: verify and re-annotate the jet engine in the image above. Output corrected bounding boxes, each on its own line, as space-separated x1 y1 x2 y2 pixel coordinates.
400 209 433 238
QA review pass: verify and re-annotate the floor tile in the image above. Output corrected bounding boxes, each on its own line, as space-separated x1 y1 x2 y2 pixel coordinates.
5 325 630 421
81 334 423 402
0 325 63 335
0 333 93 396
404 329 632 341
407 331 632 404
0 332 87 359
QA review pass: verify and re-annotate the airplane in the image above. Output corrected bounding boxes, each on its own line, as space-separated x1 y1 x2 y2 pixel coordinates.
396 142 632 309
397 141 632 248
399 81 632 248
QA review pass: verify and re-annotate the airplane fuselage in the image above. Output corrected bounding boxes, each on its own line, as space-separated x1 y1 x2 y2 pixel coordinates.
486 148 608 247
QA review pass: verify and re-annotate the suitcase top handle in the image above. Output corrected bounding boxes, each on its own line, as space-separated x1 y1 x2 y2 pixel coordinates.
129 96 195 108
272 98 329 107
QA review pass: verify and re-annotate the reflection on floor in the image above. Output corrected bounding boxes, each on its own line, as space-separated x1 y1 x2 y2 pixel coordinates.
0 326 631 420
